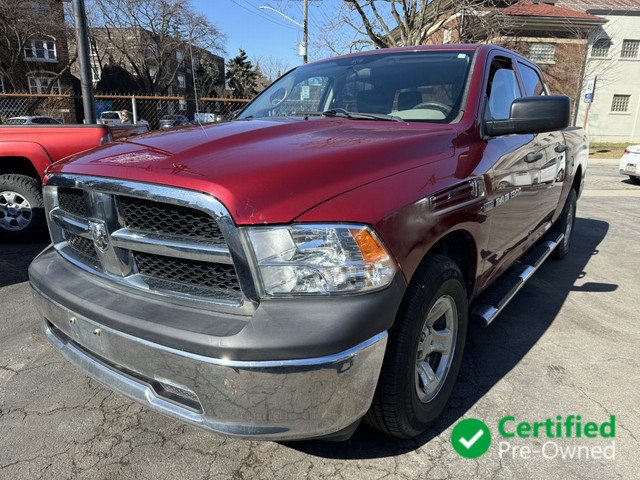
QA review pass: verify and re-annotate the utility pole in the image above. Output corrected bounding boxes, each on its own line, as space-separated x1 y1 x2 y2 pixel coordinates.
261 1 319 64
72 0 96 124
303 0 308 64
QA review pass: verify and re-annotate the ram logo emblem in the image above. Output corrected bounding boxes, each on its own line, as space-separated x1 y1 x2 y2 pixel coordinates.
89 220 109 252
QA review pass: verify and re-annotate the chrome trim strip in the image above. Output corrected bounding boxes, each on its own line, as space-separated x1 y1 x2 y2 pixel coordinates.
111 228 233 264
50 208 90 236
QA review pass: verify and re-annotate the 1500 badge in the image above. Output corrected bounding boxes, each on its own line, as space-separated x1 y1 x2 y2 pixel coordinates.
482 188 522 212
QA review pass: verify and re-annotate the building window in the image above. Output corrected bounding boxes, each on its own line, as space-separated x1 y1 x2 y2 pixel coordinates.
529 43 556 63
177 49 183 61
611 95 630 112
178 73 186 88
0 76 5 93
24 39 57 61
179 98 187 110
192 56 200 69
620 40 640 59
591 38 611 58
28 75 61 94
149 66 157 80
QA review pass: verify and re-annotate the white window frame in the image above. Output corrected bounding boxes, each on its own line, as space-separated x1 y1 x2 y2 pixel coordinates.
620 40 640 59
591 38 611 58
611 94 630 113
27 73 61 94
179 98 187 110
192 56 200 69
178 73 186 88
24 37 57 62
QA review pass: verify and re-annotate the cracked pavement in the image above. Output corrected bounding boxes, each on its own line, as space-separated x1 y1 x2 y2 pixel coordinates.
1 159 638 479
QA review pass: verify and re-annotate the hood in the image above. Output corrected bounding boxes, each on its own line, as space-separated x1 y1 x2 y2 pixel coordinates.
52 117 456 224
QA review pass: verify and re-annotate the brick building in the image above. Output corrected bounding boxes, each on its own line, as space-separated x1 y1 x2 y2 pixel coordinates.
0 0 75 95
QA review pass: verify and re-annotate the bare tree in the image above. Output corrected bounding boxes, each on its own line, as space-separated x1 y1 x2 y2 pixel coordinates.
256 56 292 83
90 0 225 93
288 0 509 59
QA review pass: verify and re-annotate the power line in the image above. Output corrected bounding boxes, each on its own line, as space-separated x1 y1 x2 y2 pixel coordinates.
226 0 299 30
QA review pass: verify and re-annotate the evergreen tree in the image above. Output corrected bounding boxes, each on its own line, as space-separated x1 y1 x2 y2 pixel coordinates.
226 49 258 99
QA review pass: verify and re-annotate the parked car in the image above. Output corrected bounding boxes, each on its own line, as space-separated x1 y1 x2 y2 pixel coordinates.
29 44 588 441
99 110 149 128
619 145 640 185
5 115 61 125
159 114 190 128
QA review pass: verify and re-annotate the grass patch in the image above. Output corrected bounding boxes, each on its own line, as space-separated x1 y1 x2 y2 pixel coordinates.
589 142 627 159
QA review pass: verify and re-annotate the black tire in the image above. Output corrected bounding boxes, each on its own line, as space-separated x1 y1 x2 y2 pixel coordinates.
365 254 468 438
551 188 577 260
630 175 640 185
0 174 47 243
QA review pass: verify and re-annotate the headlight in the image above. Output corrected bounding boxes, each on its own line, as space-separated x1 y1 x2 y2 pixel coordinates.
245 224 397 295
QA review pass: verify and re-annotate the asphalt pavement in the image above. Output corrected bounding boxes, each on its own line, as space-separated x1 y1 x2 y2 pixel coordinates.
1 158 638 479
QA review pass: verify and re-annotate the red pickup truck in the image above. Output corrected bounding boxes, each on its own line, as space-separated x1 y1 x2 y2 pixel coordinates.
0 123 148 241
29 45 588 441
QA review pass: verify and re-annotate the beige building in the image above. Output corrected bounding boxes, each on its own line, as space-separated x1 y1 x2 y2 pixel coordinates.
564 1 640 142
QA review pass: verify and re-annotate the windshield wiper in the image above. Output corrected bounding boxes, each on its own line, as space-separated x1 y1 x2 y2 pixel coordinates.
322 109 403 122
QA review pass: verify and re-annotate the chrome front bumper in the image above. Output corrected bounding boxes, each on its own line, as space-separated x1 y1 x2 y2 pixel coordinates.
33 285 387 441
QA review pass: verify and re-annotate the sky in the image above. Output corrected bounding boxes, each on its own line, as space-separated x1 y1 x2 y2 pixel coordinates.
197 0 345 71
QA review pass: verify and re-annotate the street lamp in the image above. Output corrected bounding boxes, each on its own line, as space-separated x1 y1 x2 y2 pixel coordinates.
260 3 308 64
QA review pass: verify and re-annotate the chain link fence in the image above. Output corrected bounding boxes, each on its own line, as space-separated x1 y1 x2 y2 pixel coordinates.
0 93 251 129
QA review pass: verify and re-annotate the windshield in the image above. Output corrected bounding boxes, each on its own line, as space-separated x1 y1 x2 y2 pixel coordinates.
238 50 474 123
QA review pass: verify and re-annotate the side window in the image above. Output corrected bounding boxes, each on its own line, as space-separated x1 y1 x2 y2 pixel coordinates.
485 58 521 121
518 63 546 96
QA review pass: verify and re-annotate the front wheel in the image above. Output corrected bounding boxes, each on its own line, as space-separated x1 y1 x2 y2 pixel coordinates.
0 174 47 243
365 254 468 438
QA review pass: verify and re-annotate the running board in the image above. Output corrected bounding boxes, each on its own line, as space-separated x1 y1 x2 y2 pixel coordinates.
471 232 564 327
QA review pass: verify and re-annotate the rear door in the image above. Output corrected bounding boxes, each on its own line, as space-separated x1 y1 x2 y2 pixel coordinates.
516 60 565 224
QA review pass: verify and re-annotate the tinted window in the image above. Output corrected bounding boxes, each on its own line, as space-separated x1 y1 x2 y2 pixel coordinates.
102 112 119 119
485 58 521 121
518 63 546 96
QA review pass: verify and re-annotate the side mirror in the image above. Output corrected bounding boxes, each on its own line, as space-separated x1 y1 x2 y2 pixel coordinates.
485 95 571 137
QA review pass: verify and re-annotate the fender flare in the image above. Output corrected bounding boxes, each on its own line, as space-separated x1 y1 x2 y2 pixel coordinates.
0 141 54 178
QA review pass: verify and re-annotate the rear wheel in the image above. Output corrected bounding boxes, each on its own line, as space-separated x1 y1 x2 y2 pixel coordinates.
630 175 640 185
551 188 577 260
0 174 46 243
365 254 468 438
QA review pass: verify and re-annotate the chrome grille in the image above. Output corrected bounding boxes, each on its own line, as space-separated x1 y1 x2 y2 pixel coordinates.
44 175 254 310
58 188 87 218
121 196 225 240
